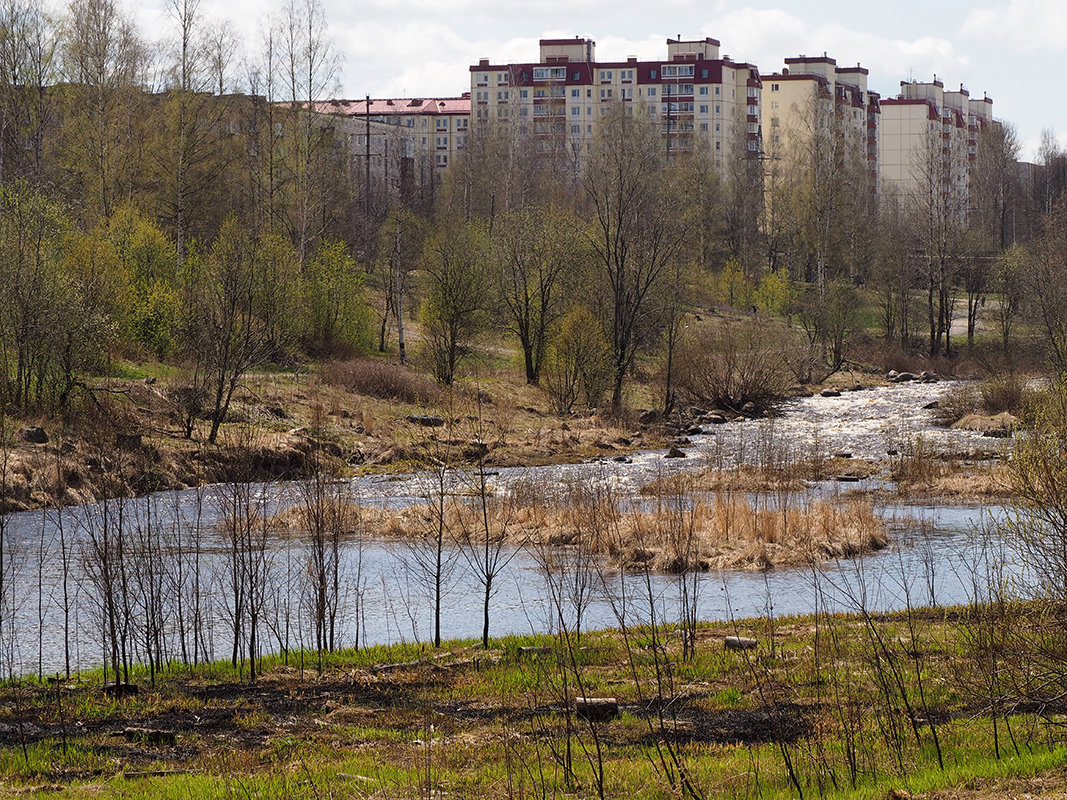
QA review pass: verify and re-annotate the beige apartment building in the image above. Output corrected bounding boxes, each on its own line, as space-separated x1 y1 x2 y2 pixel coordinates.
470 36 761 169
760 55 880 175
309 95 472 196
880 79 994 206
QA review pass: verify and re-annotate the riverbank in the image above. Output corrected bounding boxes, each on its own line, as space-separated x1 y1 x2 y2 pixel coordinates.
0 363 1021 516
2 602 1066 799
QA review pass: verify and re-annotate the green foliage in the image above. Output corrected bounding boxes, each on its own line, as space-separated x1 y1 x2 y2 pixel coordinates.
713 257 755 310
419 219 491 384
542 306 613 414
754 268 796 316
303 239 372 356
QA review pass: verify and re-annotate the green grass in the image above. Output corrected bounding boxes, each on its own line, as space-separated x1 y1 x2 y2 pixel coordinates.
4 608 1067 798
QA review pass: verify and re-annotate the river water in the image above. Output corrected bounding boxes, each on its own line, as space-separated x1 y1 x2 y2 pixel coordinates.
0 381 1024 677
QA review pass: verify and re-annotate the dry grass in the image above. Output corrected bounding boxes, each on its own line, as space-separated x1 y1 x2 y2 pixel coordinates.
321 358 441 405
332 484 888 573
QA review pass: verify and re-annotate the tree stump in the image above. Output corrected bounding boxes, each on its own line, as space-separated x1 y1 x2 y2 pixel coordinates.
574 697 618 722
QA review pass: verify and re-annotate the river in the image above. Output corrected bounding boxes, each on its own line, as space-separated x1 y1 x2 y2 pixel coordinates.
0 381 1023 677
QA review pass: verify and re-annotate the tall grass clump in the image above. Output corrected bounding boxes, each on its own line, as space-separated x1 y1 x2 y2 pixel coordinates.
322 358 440 405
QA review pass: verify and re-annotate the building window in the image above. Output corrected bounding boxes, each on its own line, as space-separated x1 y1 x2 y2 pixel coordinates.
771 83 780 92
498 73 507 84
599 70 612 81
573 71 580 80
650 69 657 79
571 106 579 115
436 118 447 129
661 64 694 77
648 87 656 96
520 89 528 98
715 86 720 95
699 105 708 113
747 87 758 97
715 141 721 150
700 122 708 131
571 88 579 98
701 68 708 78
699 86 708 95
571 124 580 133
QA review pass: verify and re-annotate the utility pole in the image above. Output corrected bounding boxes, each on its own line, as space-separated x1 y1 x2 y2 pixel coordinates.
365 93 371 218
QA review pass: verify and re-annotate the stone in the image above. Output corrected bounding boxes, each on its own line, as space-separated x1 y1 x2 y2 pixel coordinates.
820 389 841 398
833 452 853 459
638 409 661 425
705 413 728 425
894 372 916 383
724 636 758 651
887 370 899 380
114 433 142 450
122 727 176 746
18 426 47 444
665 446 687 459
104 682 139 698
983 428 1012 438
406 414 445 427
593 441 615 450
923 401 940 410
920 371 940 383
834 474 861 482
574 697 618 722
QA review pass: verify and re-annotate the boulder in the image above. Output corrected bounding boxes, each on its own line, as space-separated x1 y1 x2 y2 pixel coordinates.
894 372 916 383
724 636 758 651
406 414 445 427
574 697 619 722
665 446 687 459
114 433 142 451
637 409 661 425
18 426 48 444
820 389 841 398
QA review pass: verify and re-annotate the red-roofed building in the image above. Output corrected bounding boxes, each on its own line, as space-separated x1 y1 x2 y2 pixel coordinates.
307 94 471 199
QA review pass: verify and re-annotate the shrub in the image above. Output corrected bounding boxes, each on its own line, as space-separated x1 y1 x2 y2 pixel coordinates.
931 382 979 426
673 318 792 414
542 307 612 414
980 375 1029 415
321 359 440 405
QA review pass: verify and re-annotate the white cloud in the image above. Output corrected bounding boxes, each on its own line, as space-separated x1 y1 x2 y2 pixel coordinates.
709 8 970 97
962 0 1067 50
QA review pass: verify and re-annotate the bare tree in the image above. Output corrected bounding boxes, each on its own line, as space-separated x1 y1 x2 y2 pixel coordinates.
582 104 686 412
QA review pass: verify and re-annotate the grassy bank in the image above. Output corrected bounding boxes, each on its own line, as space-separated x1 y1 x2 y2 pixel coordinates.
2 600 1067 799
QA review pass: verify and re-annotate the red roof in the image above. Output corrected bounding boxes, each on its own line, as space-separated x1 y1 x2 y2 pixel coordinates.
310 96 471 116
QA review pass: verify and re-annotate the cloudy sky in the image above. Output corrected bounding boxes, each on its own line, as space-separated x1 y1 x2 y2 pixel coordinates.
128 0 1061 160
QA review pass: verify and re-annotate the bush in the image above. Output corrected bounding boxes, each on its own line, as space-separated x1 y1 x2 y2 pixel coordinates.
931 382 979 426
980 376 1029 415
673 318 792 414
322 359 440 405
542 307 612 414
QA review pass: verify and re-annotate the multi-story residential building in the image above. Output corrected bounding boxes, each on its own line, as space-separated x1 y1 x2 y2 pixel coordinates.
309 95 472 197
760 55 880 177
880 78 994 206
470 36 761 169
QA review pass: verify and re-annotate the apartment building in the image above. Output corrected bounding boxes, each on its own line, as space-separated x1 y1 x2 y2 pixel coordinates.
880 79 994 205
310 94 472 180
470 36 761 168
760 55 880 175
